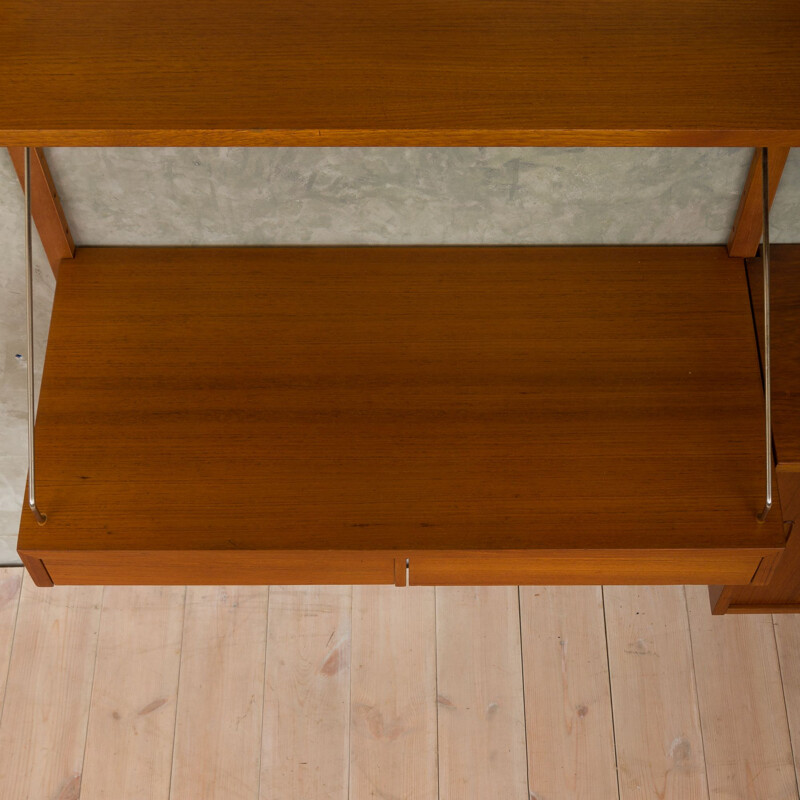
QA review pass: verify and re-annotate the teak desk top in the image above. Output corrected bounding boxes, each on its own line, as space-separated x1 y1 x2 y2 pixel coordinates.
2 0 800 147
18 246 784 586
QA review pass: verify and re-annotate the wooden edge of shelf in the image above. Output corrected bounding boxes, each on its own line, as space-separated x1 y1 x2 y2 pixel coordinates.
3 130 800 149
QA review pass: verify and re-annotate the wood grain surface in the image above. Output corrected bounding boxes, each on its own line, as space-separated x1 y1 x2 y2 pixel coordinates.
80 587 185 800
436 587 529 799
687 586 798 799
773 615 800 788
605 586 708 799
262 586 351 800
1 1 799 146
18 246 784 586
350 586 437 799
170 586 268 800
0 575 102 800
0 569 22 713
1 576 800 797
520 586 617 799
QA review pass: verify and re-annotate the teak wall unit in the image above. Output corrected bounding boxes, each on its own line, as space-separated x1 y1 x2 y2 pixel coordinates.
17 246 785 587
4 0 800 605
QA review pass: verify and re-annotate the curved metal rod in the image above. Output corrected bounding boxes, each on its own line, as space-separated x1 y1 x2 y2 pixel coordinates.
25 147 46 525
757 146 772 523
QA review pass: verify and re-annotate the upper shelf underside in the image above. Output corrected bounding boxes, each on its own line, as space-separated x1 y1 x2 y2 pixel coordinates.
1 0 800 146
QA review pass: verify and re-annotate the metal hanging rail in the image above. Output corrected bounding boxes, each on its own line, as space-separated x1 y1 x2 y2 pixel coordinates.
757 146 773 523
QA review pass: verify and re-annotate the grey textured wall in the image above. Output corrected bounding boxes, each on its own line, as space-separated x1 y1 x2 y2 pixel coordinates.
49 147 758 245
1 146 799 563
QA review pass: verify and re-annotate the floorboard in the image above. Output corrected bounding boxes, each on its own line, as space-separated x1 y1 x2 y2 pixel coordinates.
520 586 618 800
0 573 102 800
605 586 709 800
80 586 185 800
773 616 800 792
686 585 799 800
350 585 438 800
1 573 800 799
261 586 351 800
170 586 269 800
436 586 529 800
0 568 22 715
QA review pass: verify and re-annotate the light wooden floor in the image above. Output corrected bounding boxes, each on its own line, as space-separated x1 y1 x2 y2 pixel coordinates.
1 570 799 799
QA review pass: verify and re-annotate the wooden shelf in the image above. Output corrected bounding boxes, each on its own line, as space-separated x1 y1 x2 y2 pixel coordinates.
1 0 800 146
18 246 785 586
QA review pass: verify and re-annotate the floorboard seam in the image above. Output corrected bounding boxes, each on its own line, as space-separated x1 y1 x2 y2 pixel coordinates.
683 586 713 800
433 587 441 800
0 568 24 729
600 586 623 800
257 586 271 800
516 587 533 800
166 586 188 800
771 614 800 798
346 588 354 800
78 585 105 797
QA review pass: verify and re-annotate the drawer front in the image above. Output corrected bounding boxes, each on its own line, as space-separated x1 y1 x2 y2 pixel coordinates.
404 550 771 587
25 550 397 586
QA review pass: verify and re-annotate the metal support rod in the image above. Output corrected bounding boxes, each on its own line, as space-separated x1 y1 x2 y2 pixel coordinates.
25 147 46 525
757 146 772 523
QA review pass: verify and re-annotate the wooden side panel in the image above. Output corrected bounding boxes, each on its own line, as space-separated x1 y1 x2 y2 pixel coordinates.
261 587 351 800
350 586 437 800
686 586 797 799
0 574 102 800
80 586 185 800
605 587 708 800
170 586 268 800
436 587 528 799
728 147 792 259
519 586 617 800
7 146 74 274
0 569 23 713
